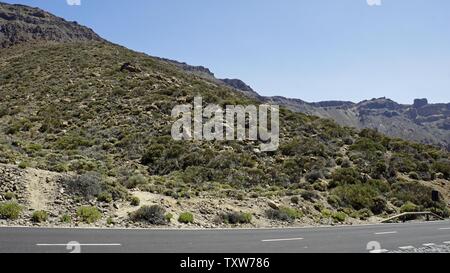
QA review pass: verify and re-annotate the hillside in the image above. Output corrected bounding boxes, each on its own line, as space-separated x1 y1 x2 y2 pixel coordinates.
0 2 449 228
0 2 103 48
265 96 450 150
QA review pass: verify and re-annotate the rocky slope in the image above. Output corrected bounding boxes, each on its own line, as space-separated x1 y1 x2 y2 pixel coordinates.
265 97 450 150
160 54 450 150
0 2 103 48
0 2 449 228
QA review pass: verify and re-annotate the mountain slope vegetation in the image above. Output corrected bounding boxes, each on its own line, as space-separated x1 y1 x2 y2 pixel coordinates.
0 2 449 227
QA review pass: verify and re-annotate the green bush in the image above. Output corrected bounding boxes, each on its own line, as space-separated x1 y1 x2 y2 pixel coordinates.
329 168 361 188
3 192 15 201
301 190 320 201
290 196 300 204
0 202 22 220
130 196 140 206
266 207 302 223
65 172 103 200
97 192 113 203
391 181 445 211
77 206 102 223
123 174 147 189
409 172 420 180
165 213 173 222
219 212 252 224
332 183 381 213
332 211 347 222
178 212 194 224
131 205 167 225
432 159 450 179
400 201 419 213
32 210 48 223
60 214 72 223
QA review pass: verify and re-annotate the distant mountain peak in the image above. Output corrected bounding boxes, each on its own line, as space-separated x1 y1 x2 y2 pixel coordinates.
0 1 103 48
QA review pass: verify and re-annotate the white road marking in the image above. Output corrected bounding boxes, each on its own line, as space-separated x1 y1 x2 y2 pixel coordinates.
374 231 398 235
36 243 121 246
443 241 450 244
370 249 389 253
261 237 304 242
398 246 415 250
423 243 436 247
438 227 450 230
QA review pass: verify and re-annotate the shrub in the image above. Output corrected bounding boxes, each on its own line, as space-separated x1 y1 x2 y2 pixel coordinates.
60 214 72 223
123 174 147 189
266 207 303 223
341 159 352 168
65 172 103 200
306 170 323 183
131 205 167 225
409 172 419 180
0 202 22 220
391 181 445 211
356 208 373 220
165 213 173 222
329 168 361 188
432 159 450 179
332 183 380 213
130 196 140 206
327 195 341 208
97 192 113 203
3 192 15 200
371 196 387 215
178 212 194 224
32 210 48 223
219 212 252 224
290 196 300 204
77 206 102 223
107 217 115 225
301 190 320 201
332 211 347 222
400 201 419 213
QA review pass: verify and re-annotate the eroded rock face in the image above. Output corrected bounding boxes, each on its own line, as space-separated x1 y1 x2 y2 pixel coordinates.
414 98 429 108
0 2 104 48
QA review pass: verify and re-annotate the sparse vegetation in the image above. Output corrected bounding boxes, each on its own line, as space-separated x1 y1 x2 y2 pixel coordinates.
32 210 48 223
76 206 102 224
60 214 72 223
218 212 252 224
266 207 303 223
0 12 449 229
0 202 22 220
178 212 194 224
131 205 167 225
130 196 140 206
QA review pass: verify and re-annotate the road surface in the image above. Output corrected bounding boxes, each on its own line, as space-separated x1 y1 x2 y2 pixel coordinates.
0 221 449 253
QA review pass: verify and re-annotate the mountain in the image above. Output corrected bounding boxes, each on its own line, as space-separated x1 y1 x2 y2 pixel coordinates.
265 97 450 150
0 2 103 48
0 2 449 228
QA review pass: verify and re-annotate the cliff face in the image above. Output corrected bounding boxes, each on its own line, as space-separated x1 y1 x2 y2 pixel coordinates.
0 2 103 48
265 96 450 150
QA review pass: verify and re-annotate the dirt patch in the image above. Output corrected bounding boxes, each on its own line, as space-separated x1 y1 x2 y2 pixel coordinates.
24 168 60 211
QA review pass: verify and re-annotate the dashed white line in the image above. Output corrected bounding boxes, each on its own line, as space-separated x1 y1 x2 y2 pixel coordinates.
374 231 398 235
439 227 450 230
443 241 450 244
261 237 304 242
36 243 121 246
423 243 436 247
398 246 415 250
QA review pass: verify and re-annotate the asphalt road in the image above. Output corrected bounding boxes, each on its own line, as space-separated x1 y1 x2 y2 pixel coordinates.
0 221 449 253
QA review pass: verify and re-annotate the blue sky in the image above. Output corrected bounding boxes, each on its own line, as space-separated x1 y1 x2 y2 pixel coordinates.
4 0 450 103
